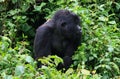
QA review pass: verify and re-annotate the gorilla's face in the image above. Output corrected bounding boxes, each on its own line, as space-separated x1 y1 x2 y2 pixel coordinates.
56 16 82 39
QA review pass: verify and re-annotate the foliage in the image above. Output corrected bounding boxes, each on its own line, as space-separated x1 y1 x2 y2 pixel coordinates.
72 1 120 78
0 0 120 79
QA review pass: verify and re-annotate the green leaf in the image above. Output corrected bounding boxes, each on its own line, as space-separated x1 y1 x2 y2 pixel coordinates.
108 46 114 52
21 23 31 32
3 74 12 79
65 68 74 75
0 0 5 2
21 3 30 12
34 3 46 11
1 36 11 44
98 16 108 22
25 56 33 63
108 21 116 24
115 2 120 10
15 65 25 76
81 69 90 75
105 65 112 70
109 62 120 74
12 0 17 4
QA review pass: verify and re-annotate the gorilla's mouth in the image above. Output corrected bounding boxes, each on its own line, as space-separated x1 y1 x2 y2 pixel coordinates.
64 32 75 39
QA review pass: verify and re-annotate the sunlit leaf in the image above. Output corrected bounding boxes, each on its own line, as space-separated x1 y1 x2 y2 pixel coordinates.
0 0 5 2
25 56 33 63
81 69 90 75
34 3 46 11
108 46 114 52
98 16 108 22
115 2 120 10
2 73 12 79
109 62 120 74
65 68 74 75
1 36 11 44
108 21 116 24
15 65 25 76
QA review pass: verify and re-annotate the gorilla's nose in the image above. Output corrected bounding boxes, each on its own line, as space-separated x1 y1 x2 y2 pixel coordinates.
76 30 82 35
76 25 82 34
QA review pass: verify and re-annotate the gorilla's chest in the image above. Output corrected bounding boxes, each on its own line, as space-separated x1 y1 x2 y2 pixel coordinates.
51 35 68 54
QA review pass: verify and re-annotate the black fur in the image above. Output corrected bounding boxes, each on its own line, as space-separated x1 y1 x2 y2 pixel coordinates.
34 10 82 70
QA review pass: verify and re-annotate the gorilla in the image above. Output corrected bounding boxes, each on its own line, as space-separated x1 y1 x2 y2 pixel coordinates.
34 10 82 70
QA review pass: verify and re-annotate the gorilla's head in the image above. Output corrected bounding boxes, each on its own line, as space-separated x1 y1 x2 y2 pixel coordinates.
52 10 82 39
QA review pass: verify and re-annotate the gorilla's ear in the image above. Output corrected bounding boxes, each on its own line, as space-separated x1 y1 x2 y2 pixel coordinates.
61 22 66 27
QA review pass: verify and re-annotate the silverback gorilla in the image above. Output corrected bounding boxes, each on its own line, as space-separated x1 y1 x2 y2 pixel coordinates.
34 10 82 70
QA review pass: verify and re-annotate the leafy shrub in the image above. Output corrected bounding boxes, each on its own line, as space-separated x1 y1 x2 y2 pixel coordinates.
71 0 120 78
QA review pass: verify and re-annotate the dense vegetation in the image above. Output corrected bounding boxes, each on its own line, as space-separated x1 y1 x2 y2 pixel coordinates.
0 0 120 79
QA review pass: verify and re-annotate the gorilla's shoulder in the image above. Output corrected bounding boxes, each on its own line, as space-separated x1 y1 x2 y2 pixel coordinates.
43 20 54 28
36 20 54 33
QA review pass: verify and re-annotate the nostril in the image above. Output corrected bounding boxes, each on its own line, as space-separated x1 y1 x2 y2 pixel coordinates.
76 29 82 34
80 29 82 33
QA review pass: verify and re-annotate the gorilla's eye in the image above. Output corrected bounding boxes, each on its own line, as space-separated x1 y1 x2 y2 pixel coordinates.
61 22 66 27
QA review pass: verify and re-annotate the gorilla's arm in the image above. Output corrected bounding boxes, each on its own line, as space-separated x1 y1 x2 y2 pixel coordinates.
63 37 81 69
34 26 52 60
57 44 76 70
